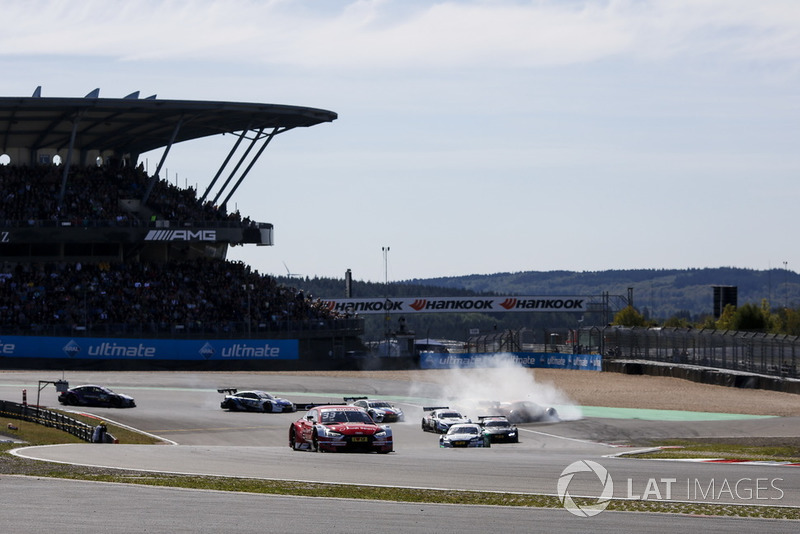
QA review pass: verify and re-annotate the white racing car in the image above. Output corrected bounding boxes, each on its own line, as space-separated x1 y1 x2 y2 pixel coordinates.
439 423 491 448
421 407 471 433
346 397 405 423
218 388 296 413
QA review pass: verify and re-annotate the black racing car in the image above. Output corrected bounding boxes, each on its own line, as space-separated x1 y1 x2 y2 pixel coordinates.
58 384 136 408
478 415 519 443
472 400 559 423
499 401 558 423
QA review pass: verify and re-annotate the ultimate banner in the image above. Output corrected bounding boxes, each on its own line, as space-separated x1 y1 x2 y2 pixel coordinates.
0 336 299 361
322 296 586 315
419 352 602 371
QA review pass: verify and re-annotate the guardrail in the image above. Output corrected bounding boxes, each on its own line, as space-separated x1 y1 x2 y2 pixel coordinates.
0 400 95 442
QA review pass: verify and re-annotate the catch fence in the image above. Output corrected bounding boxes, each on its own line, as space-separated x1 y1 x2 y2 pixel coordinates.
590 326 799 379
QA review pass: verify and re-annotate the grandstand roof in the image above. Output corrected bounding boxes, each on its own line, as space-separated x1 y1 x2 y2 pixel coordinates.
0 89 338 158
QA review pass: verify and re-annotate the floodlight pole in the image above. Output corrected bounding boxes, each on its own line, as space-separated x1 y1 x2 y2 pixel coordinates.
382 246 391 351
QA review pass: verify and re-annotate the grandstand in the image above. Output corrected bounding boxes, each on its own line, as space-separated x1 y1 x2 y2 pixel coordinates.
0 88 365 370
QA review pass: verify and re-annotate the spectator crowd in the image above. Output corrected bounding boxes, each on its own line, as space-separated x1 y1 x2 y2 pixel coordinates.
0 163 253 227
0 258 342 334
0 161 340 335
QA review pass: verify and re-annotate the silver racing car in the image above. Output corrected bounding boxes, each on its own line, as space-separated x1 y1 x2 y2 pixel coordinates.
218 388 296 413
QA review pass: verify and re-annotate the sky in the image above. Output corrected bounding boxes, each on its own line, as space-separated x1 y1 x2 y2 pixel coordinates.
1 0 799 283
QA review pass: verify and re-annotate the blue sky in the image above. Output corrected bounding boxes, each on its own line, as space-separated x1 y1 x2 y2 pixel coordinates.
2 0 798 283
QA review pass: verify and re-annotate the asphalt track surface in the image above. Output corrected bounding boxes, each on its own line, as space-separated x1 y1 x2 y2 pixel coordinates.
2 370 799 533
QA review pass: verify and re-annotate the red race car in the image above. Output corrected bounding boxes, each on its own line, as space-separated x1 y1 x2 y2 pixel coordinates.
289 405 393 453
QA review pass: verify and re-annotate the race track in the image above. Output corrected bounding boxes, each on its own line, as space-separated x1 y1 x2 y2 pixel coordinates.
2 370 799 531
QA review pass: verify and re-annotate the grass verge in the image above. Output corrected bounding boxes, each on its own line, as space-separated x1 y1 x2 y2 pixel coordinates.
624 438 800 463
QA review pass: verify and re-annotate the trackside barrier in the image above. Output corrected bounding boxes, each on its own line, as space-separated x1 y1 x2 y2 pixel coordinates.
0 335 301 361
0 399 97 442
419 352 602 370
598 326 799 380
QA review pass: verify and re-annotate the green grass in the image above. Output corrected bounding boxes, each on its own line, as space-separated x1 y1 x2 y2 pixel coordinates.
1 419 798 520
1 413 162 445
56 412 163 445
1 417 86 445
626 439 800 463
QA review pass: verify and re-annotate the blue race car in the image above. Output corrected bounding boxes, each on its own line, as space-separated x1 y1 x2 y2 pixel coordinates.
218 388 296 413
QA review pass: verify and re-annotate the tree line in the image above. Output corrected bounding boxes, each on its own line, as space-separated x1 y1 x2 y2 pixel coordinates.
613 300 800 335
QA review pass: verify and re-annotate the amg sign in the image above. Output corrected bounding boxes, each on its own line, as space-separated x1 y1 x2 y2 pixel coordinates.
144 229 217 241
323 296 586 315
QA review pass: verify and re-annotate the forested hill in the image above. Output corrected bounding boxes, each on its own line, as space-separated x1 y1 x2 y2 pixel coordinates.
276 267 800 321
409 268 800 320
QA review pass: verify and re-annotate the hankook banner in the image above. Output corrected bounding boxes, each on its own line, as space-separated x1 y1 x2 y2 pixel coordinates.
323 296 586 315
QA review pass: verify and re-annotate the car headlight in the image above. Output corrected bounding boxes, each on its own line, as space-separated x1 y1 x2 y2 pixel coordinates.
321 428 343 437
374 430 387 438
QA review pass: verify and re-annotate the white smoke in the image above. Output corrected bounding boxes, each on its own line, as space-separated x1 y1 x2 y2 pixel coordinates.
412 353 582 422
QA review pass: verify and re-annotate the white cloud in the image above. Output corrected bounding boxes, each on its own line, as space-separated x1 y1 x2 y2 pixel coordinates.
1 0 799 280
2 0 798 69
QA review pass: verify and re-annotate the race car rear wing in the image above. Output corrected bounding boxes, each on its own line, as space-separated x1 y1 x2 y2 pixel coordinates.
296 397 376 411
295 402 327 411
217 388 238 394
296 397 389 410
422 406 449 412
293 401 352 411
